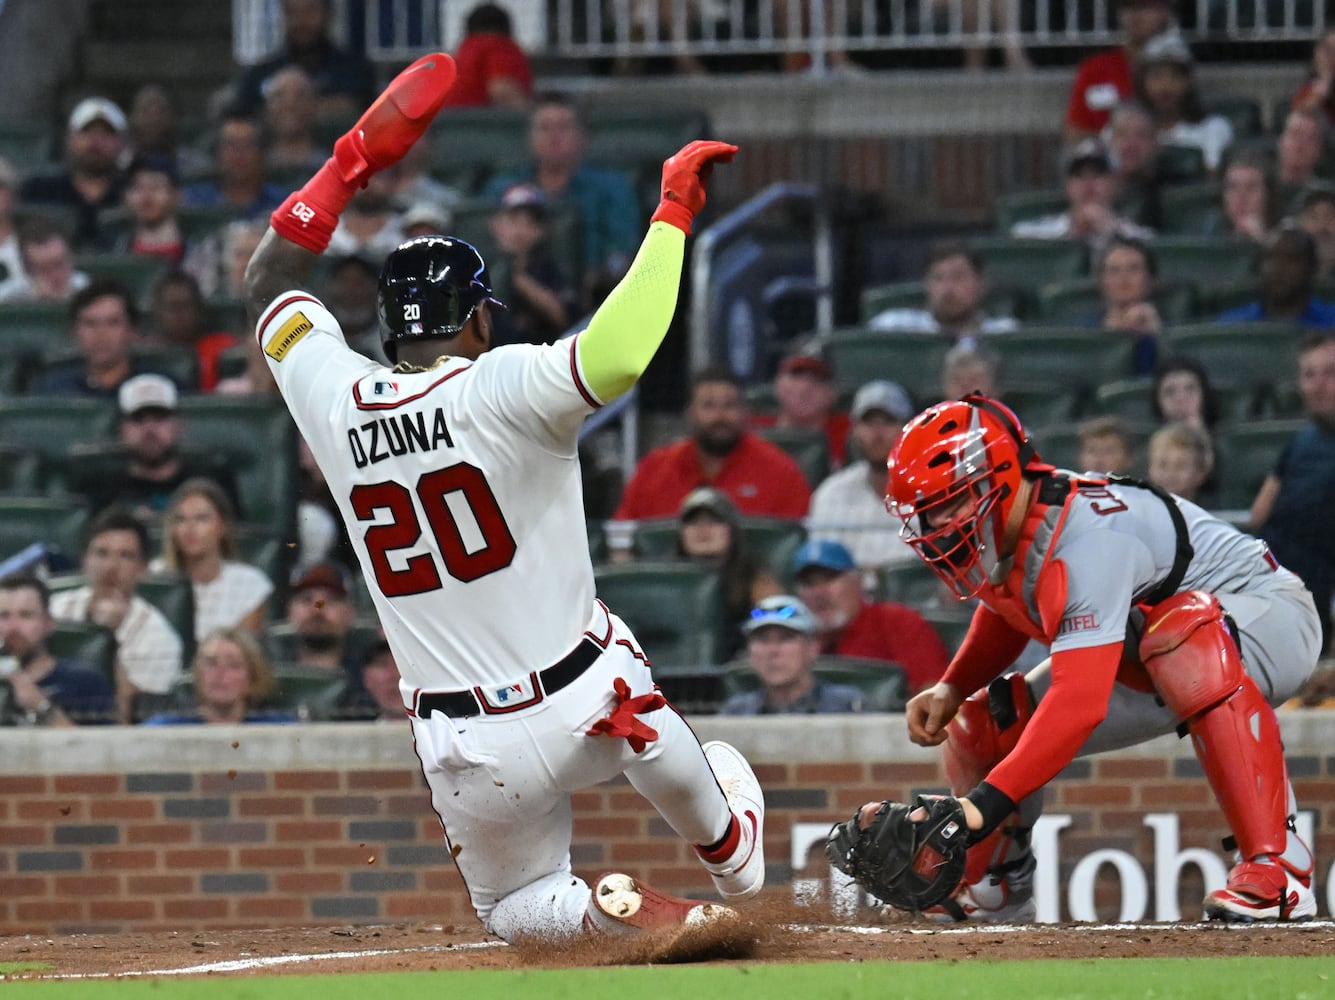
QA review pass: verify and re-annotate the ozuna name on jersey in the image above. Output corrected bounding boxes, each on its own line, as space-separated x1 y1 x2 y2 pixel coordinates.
347 408 456 468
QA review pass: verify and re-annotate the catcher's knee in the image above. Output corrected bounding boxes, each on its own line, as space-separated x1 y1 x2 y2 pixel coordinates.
943 672 1034 794
1139 590 1244 720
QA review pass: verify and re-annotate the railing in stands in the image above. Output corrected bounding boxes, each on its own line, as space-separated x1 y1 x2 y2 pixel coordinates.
233 0 1324 67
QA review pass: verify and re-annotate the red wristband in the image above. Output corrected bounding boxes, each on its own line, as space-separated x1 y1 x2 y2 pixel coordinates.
269 158 360 254
650 199 695 234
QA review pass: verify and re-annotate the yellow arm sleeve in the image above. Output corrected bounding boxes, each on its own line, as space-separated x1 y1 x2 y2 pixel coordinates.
575 221 685 403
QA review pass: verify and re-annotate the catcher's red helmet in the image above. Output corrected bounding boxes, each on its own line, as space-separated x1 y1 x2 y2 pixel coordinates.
885 394 1047 599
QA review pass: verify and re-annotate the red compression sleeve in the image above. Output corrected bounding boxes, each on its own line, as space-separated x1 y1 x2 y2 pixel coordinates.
940 605 1033 695
984 641 1122 804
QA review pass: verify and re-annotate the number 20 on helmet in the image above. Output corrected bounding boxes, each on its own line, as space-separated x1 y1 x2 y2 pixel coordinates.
884 394 1048 600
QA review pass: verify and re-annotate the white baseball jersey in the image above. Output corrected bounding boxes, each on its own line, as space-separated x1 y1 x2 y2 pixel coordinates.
257 290 600 692
255 285 743 942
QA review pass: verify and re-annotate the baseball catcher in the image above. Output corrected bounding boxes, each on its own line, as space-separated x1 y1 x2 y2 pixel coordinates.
843 393 1320 924
826 796 970 913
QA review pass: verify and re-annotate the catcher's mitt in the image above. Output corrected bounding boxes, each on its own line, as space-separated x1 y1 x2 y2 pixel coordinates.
824 795 970 911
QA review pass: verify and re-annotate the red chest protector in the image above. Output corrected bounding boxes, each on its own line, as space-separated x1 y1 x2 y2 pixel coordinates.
976 478 1074 644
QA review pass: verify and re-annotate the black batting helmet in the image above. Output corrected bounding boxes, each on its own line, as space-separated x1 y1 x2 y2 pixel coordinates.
377 236 505 362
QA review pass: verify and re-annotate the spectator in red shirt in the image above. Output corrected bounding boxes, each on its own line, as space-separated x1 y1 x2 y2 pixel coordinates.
1064 0 1176 143
749 351 850 468
607 367 812 556
443 3 534 110
789 539 950 695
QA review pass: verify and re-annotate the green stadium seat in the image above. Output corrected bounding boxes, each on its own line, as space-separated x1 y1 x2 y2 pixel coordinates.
860 281 1025 325
138 572 197 662
0 397 117 463
593 561 726 671
1092 377 1156 422
1000 382 1084 425
1192 281 1260 318
174 395 299 537
630 517 807 581
0 122 56 176
1155 144 1207 184
1033 278 1196 325
822 327 952 399
1158 182 1223 236
428 108 530 194
968 237 1089 291
1206 96 1264 139
1029 423 1084 472
45 621 118 688
916 607 974 657
74 254 172 307
875 559 948 608
0 301 68 373
1151 237 1259 287
178 204 245 242
992 329 1138 388
1213 419 1304 510
1160 322 1306 393
992 189 1068 233
0 446 43 495
585 106 710 216
755 425 830 490
721 656 910 712
0 496 90 562
740 518 809 579
268 665 350 721
859 280 924 321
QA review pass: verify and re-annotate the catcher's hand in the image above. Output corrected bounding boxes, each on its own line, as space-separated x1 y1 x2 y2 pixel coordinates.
824 795 969 912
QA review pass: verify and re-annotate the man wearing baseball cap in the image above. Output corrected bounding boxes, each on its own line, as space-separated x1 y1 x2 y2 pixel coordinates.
789 539 949 695
21 96 129 249
66 372 240 525
750 349 850 467
718 595 864 715
486 182 574 347
283 560 363 675
807 379 917 575
1011 138 1153 252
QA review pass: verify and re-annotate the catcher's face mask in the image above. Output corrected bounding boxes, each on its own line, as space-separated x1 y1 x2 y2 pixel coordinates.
886 398 1028 600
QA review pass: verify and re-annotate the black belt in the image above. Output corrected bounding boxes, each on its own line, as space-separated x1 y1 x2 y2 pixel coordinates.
413 636 603 720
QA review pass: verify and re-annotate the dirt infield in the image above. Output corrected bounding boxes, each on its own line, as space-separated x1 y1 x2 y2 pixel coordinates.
4 900 1334 979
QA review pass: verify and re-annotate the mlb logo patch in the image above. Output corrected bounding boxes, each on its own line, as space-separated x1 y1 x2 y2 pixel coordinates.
477 672 541 712
373 380 399 397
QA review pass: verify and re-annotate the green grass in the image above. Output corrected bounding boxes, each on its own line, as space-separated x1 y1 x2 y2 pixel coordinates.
4 957 1335 998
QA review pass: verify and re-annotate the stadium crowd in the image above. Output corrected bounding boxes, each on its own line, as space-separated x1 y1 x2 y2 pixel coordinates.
2 0 1335 723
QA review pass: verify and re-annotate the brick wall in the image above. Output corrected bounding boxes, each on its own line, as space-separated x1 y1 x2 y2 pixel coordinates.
2 715 1332 934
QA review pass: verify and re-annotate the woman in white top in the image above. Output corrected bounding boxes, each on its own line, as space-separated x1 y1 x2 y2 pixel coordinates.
1135 32 1233 173
155 478 274 638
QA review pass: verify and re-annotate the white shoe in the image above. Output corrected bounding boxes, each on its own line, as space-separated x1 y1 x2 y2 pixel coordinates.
1204 858 1317 922
587 873 736 934
699 740 765 899
928 851 1037 923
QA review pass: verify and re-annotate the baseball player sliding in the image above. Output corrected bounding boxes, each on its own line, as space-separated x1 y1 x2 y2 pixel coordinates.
828 393 1320 923
242 53 764 941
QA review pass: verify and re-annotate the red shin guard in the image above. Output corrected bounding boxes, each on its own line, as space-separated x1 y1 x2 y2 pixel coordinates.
1140 591 1289 859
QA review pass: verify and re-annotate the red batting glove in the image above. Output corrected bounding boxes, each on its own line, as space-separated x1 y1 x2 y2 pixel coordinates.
272 52 457 254
650 139 739 235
